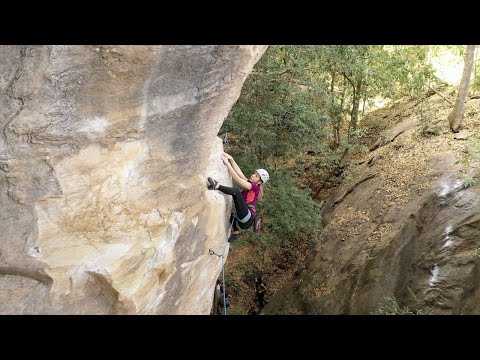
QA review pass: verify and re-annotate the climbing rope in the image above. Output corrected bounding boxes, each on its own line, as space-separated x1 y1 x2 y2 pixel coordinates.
208 215 235 315
208 248 227 315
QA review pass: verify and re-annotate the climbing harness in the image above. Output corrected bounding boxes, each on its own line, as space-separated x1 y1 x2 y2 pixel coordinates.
208 215 235 315
231 205 256 228
236 210 252 224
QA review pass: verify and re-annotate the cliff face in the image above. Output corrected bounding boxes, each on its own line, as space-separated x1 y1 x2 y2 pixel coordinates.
0 45 266 314
265 94 480 315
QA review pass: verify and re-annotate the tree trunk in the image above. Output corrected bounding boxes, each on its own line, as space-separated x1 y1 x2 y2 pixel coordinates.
330 71 339 148
342 73 355 140
351 79 362 132
448 45 476 133
343 73 363 139
362 91 367 116
330 70 335 95
336 77 346 147
340 77 346 110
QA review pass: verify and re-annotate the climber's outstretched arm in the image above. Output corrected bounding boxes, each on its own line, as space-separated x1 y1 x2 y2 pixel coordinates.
222 156 252 190
222 152 248 181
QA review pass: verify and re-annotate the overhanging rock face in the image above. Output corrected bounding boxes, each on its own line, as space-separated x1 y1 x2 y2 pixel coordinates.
0 45 266 314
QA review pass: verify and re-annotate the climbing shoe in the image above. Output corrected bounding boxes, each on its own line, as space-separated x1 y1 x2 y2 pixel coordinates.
228 231 240 243
207 177 218 190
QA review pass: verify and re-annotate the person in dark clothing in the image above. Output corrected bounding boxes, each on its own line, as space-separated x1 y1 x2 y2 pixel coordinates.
218 285 230 315
215 279 222 315
247 304 259 315
255 277 267 309
207 152 269 243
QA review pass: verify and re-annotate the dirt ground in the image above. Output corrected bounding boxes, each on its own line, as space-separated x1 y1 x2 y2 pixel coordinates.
220 237 315 315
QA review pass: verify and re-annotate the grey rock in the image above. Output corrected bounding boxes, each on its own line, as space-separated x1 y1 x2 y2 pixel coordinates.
0 45 267 314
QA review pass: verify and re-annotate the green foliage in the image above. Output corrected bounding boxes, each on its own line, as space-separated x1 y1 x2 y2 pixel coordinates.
416 98 440 136
455 157 471 167
455 139 480 167
388 46 436 98
472 46 480 92
237 170 323 250
461 175 477 188
223 46 328 163
221 45 438 250
473 70 480 93
372 296 426 315
262 171 323 243
223 45 435 159
451 140 479 189
342 159 363 184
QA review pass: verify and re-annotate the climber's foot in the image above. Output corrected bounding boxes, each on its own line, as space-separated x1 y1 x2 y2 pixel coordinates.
207 177 218 190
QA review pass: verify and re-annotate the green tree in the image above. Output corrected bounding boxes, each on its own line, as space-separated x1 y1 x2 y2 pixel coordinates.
448 45 476 133
372 296 426 315
221 45 436 247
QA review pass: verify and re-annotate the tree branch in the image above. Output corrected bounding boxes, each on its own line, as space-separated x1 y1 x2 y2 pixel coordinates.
425 84 453 105
267 68 290 76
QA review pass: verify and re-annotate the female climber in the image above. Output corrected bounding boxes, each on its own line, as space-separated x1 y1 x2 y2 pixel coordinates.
207 152 269 243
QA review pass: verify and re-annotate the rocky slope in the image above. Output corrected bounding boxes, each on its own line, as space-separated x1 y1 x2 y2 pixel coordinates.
265 90 480 314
